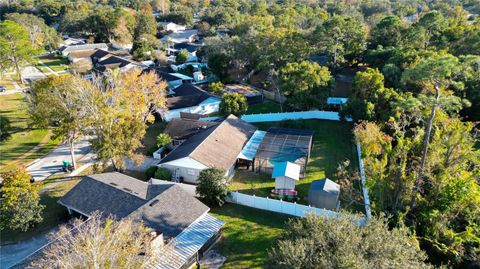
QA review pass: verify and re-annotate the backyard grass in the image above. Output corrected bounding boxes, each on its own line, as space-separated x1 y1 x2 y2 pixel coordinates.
210 203 291 269
246 101 283 114
0 178 80 244
230 119 359 206
0 93 61 171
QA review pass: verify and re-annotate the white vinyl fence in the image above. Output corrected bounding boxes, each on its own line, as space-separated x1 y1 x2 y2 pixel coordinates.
227 192 367 226
201 110 352 123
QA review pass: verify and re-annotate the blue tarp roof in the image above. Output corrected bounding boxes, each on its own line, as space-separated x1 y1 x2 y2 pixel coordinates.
272 161 300 180
327 97 348 105
238 130 266 161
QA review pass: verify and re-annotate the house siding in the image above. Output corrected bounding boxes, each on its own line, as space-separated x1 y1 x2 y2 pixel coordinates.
161 100 220 121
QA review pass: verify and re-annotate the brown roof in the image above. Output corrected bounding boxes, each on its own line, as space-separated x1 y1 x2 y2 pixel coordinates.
164 118 218 140
160 115 256 170
68 50 97 59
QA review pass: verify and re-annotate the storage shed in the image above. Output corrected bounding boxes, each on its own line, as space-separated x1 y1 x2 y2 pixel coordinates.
272 161 300 190
308 178 340 211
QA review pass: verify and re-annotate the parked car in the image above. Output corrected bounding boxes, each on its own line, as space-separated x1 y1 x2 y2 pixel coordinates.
0 86 6 92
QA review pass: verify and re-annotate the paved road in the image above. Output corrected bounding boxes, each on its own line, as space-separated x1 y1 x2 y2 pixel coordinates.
0 228 52 269
27 139 91 181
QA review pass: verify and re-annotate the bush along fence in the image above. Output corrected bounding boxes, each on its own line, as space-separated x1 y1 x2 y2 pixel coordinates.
201 110 352 123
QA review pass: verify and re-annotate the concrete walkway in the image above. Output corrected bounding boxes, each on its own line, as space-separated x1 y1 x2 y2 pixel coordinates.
37 61 59 76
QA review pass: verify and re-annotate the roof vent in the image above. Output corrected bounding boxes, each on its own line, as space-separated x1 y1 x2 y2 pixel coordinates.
110 182 118 186
149 199 159 207
123 188 132 193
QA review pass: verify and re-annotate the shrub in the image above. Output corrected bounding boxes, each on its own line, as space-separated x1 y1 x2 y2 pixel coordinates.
154 167 172 181
145 166 158 179
195 168 228 207
220 93 248 116
156 133 172 148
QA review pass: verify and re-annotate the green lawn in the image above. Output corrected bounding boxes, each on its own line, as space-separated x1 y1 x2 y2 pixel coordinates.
231 119 359 206
0 178 80 244
36 55 70 72
246 101 283 114
0 93 60 171
210 204 291 269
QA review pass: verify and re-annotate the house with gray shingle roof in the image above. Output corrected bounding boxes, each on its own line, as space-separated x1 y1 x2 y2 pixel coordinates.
58 172 220 239
158 115 256 183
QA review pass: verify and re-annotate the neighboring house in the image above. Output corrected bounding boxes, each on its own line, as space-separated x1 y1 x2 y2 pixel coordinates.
224 84 264 105
59 43 109 56
160 22 187 33
158 115 256 183
308 178 340 211
160 83 221 121
272 161 300 190
161 30 199 44
58 173 224 269
60 37 86 47
95 55 145 73
164 118 219 147
166 42 202 62
157 71 193 89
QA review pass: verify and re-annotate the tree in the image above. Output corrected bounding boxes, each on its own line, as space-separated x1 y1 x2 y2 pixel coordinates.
371 16 406 48
208 53 231 82
312 15 367 69
341 68 399 122
134 3 157 39
5 13 61 51
208 81 225 95
151 0 170 15
279 61 333 110
0 116 12 141
31 212 156 268
28 75 91 170
156 133 172 148
0 167 44 232
154 167 172 181
401 54 461 212
175 49 189 64
196 168 228 207
413 11 448 50
0 20 38 83
115 69 167 123
220 93 248 116
267 213 433 269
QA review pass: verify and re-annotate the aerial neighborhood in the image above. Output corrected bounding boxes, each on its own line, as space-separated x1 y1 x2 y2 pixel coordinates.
0 1 479 269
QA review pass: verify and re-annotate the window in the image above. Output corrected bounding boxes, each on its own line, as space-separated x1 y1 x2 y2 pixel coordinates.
187 169 195 176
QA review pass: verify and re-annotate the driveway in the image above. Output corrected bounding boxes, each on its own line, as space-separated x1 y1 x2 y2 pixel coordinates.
27 139 91 181
0 228 51 269
21 66 46 82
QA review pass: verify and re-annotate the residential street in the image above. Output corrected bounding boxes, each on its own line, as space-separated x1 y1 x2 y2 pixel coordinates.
27 139 91 181
0 229 52 269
